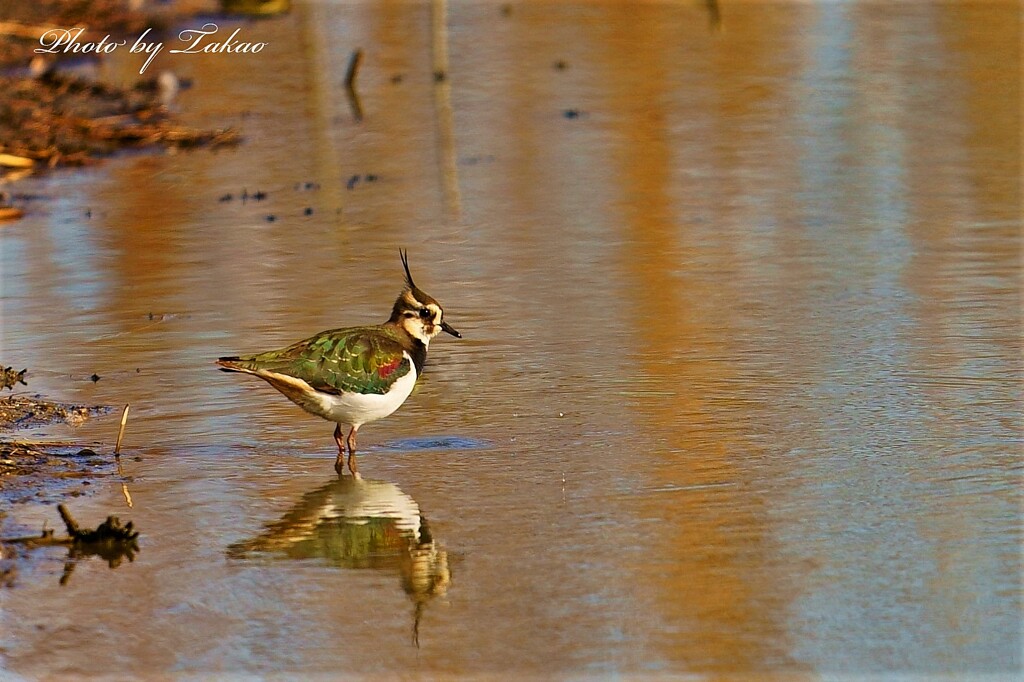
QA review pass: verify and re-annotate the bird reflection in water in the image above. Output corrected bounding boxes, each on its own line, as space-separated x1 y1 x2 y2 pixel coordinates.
227 477 449 646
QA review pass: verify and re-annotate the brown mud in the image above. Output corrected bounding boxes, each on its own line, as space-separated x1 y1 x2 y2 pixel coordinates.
0 0 240 217
0 0 164 69
0 71 240 169
0 389 113 501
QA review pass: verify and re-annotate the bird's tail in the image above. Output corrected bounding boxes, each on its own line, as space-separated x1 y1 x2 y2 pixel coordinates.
216 356 253 373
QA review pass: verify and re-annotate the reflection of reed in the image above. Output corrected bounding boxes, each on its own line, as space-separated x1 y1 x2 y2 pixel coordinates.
344 48 364 123
227 477 449 646
705 0 723 31
431 0 462 217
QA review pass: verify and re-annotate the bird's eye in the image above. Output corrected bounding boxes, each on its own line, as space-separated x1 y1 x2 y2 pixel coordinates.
419 308 431 318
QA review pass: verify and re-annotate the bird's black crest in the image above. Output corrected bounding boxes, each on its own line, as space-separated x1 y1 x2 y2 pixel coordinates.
400 249 417 290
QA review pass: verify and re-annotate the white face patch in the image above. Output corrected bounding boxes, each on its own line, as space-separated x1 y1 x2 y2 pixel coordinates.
397 290 443 345
401 315 441 345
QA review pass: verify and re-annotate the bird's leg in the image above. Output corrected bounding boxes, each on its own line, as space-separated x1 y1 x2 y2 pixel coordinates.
333 423 347 476
346 426 360 479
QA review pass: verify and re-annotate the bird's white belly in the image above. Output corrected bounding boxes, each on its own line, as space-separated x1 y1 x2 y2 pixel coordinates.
312 358 417 427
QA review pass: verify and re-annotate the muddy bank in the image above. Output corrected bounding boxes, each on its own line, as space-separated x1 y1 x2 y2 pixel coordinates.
0 0 240 218
0 394 104 430
0 394 114 504
0 71 240 169
0 0 164 70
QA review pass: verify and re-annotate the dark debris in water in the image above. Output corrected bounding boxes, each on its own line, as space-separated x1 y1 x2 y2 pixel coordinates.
58 503 138 544
346 173 379 190
1 504 140 586
1 366 27 391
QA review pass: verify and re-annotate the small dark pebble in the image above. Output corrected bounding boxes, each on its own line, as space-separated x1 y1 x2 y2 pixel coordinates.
365 174 378 183
85 209 92 218
90 374 101 383
554 60 568 70
265 214 276 222
76 449 98 457
253 190 267 201
433 70 446 83
133 456 143 462
82 480 91 485
563 109 581 119
390 74 404 84
346 175 360 190
218 193 233 202
500 4 511 16
303 207 314 216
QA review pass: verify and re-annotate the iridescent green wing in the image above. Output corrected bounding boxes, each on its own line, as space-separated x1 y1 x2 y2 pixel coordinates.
242 326 412 395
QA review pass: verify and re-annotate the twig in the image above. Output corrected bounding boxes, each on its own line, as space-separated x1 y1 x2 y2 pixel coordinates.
0 207 24 222
114 403 130 454
1 529 70 548
0 153 35 169
58 503 81 536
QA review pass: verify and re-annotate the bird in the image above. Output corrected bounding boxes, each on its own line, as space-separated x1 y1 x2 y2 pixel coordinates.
216 250 461 477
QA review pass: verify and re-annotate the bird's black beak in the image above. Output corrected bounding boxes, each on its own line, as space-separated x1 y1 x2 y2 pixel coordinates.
441 321 462 338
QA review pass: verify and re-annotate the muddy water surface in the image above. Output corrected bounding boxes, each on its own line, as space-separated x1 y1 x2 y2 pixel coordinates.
0 2 1020 677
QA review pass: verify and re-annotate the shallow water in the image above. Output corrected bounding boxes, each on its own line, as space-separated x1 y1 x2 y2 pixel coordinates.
0 1 1020 677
